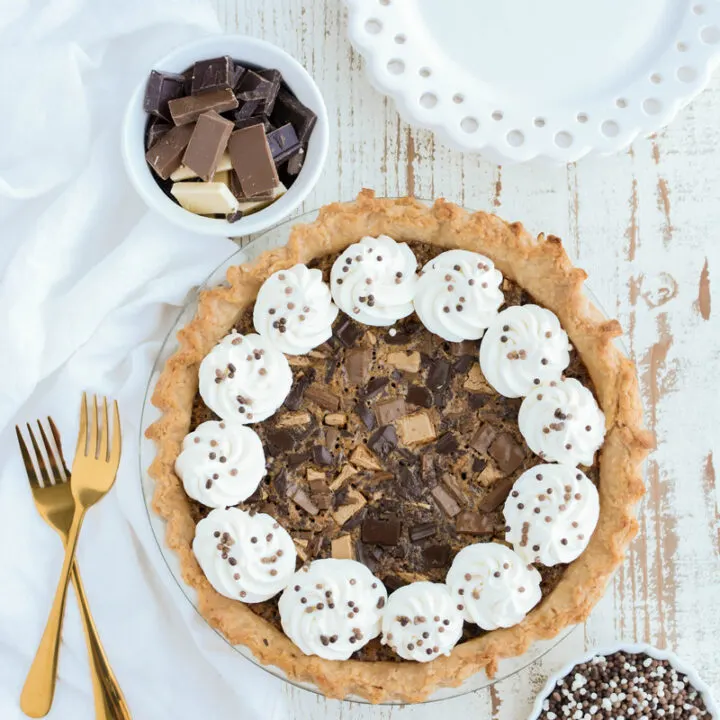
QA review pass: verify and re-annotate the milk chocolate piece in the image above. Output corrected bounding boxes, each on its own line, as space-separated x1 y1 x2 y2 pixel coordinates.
349 445 383 471
146 117 172 149
456 510 495 535
442 474 466 504
227 124 279 198
284 369 314 410
488 432 526 474
331 488 366 526
324 426 341 451
387 351 421 374
169 88 238 126
144 70 186 120
397 410 436 445
427 358 451 391
313 445 333 466
272 468 288 496
257 69 282 114
478 476 516 512
423 544 450 569
331 534 355 560
304 385 340 411
266 123 301 164
182 111 234 181
430 485 461 518
334 317 364 347
469 424 497 454
145 123 195 179
374 398 407 426
287 451 311 467
406 385 433 408
266 427 296 454
450 340 479 356
292 487 319 515
342 507 367 532
345 348 371 385
271 89 317 142
435 432 458 454
473 457 488 473
353 402 376 431
363 377 388 399
190 56 234 95
368 425 398 457
409 521 437 542
361 517 401 546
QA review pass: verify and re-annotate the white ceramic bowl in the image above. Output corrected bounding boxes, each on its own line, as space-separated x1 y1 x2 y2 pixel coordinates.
528 643 719 719
122 34 329 236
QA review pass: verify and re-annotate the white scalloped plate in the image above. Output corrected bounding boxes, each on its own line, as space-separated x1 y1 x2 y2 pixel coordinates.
345 0 720 163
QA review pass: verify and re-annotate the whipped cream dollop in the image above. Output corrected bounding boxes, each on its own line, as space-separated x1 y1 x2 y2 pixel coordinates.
198 332 293 424
518 377 606 466
175 421 266 508
445 542 541 630
479 305 571 398
278 559 387 661
253 264 338 355
380 582 463 662
413 250 504 342
330 235 418 326
504 464 600 566
193 508 296 603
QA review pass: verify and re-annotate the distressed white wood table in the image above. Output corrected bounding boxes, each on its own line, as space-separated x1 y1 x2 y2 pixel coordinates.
215 2 720 717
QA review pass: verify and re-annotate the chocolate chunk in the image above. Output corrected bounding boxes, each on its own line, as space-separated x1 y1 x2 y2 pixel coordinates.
286 147 305 175
287 451 311 467
441 474 466 504
423 544 450 569
450 340 479 356
456 510 496 535
232 63 248 90
145 117 171 149
342 506 367 532
354 540 377 571
374 398 407 426
168 88 239 126
397 410 437 445
363 377 388 400
385 320 422 345
324 426 340 450
406 385 433 408
430 485 461 518
266 428 296 454
312 492 334 511
426 358 451 391
233 100 261 122
227 124 279 198
182 110 233 181
472 457 488 473
334 317 364 347
397 465 423 501
468 393 493 409
145 123 195 180
453 355 474 374
478 476 516 512
469 424 497 454
345 348 371 385
488 432 526 474
353 402 376 431
368 425 398 457
266 123 301 164
270 89 317 142
292 487 319 515
324 355 339 385
283 369 314 410
308 475 330 493
144 70 186 120
190 56 234 95
304 385 340 411
420 453 436 484
409 522 437 542
236 70 275 110
233 115 273 132
312 445 333 466
382 575 406 593
361 517 402 546
435 432 458 454
433 390 450 409
271 468 288 496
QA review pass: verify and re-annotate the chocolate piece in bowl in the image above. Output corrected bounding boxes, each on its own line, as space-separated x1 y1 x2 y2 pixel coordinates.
145 123 196 180
144 70 186 120
256 69 283 114
266 123 302 165
182 110 234 182
168 88 239 126
271 89 317 142
227 124 279 198
170 182 238 215
145 118 172 149
189 56 235 95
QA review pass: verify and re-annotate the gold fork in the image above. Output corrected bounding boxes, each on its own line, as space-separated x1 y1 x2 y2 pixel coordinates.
19 394 123 718
16 416 129 719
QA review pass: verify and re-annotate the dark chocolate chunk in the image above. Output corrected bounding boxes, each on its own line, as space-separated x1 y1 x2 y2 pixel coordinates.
324 355 339 385
287 451 311 467
334 317 364 347
456 510 496 535
430 485 461 518
374 398 407 426
313 445 333 466
354 539 377 572
420 453 436 484
266 122 301 164
145 123 195 180
312 492 333 511
472 457 488 473
478 476 516 512
406 385 433 408
324 426 340 450
236 70 275 110
488 432 526 474
145 117 171 149
342 507 367 532
284 369 314 410
190 56 234 95
397 465 423 501
304 385 340 411
361 517 402 546
468 393 493 409
382 575 406 593
227 124 279 198
286 147 305 175
368 425 398 457
345 348 372 385
353 402 376 431
433 390 450 409
450 340 478 356
426 358 450 391
292 487 319 515
233 100 261 122
435 432 459 454
423 544 450 569
469 424 497 454
266 428 296 454
233 115 273 132
168 88 239 126
232 63 248 90
409 522 437 542
385 320 422 345
363 377 388 399
257 69 282 114
271 468 288 496
453 355 474 374
226 209 244 223
441 474 466 504
270 88 317 142
144 70 186 120
182 110 233 181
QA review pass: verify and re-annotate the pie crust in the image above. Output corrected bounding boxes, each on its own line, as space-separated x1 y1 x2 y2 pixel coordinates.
146 191 653 703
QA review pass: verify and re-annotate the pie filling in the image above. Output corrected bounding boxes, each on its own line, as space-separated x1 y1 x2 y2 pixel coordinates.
186 241 601 662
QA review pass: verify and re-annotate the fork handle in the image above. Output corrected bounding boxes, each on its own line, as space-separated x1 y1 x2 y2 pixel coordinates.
71 560 131 719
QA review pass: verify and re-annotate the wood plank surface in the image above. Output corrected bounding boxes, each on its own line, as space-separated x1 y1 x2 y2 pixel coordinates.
214 2 720 717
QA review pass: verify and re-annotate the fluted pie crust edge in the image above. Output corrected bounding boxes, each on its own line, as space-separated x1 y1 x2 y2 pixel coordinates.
146 191 653 703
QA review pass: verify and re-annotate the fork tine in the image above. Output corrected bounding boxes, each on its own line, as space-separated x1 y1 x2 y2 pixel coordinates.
98 397 109 462
76 392 88 458
27 423 51 487
48 417 70 479
109 399 122 467
88 394 99 459
16 426 40 489
37 420 64 486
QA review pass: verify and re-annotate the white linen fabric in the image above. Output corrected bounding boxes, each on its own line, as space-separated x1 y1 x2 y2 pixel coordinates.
0 1 293 717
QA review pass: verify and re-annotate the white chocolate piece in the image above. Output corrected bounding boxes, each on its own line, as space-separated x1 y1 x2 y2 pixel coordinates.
236 183 287 216
171 181 239 215
170 151 232 181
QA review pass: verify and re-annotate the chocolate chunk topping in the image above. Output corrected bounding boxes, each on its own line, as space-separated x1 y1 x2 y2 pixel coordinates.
363 377 389 399
453 355 474 374
397 465 424 501
478 476 516 512
456 511 495 535
271 468 289 496
368 425 398 457
374 398 407 425
266 123 302 164
270 89 318 142
312 445 333 466
435 432 458 454
469 424 497 454
361 517 402 546
406 385 433 408
488 432 526 474
430 485 461 518
144 70 186 120
345 348 372 385
423 544 450 568
426 358 451 391
283 369 314 410
265 427 296 454
468 393 493 409
472 457 488 473
334 317 364 347
353 402 376 431
410 522 437 542
304 385 340 411
292 488 319 515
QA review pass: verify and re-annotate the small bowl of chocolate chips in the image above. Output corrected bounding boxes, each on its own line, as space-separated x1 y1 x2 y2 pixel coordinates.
529 644 718 720
122 35 329 236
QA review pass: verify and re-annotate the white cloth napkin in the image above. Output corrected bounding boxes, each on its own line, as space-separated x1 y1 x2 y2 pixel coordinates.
0 1 291 717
